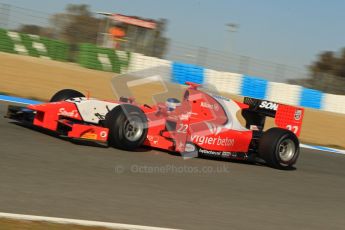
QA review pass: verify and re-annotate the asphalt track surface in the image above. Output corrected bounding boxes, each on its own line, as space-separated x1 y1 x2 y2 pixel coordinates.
0 103 344 230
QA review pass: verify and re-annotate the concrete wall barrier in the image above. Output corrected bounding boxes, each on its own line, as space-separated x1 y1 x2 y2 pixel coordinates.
172 62 204 84
0 29 69 61
127 53 171 73
267 82 302 106
300 88 323 109
78 43 131 73
204 69 242 95
322 93 345 114
240 75 268 99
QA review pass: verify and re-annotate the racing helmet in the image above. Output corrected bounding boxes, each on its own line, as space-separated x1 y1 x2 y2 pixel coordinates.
166 98 181 111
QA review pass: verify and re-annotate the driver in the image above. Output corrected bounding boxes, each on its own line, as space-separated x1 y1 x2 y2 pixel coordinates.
165 98 181 112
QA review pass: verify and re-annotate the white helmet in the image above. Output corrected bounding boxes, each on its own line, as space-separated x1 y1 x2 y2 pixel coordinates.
166 98 181 111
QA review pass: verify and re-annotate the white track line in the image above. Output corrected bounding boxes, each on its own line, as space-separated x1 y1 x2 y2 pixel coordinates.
0 212 182 230
301 144 345 155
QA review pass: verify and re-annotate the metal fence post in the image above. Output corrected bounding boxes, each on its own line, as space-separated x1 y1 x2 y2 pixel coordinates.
196 46 208 67
0 4 10 29
239 56 250 75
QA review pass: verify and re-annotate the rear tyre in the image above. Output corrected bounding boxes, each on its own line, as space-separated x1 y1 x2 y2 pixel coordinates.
258 128 300 169
50 89 85 102
105 105 148 150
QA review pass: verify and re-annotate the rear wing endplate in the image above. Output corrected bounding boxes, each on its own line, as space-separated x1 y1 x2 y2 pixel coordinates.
242 97 304 136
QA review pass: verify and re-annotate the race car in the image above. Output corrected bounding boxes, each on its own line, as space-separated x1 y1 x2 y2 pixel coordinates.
6 82 304 169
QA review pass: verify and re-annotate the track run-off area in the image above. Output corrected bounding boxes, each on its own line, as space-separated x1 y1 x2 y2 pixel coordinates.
0 102 345 230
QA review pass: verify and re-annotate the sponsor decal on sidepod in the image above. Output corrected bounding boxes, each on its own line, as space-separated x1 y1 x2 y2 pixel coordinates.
191 135 235 147
190 122 235 147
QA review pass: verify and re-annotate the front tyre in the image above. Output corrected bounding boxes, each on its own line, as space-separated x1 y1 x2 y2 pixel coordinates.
105 105 148 150
50 89 85 102
258 128 300 169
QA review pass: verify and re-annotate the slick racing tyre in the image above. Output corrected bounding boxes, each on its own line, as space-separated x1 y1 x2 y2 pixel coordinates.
258 128 300 170
105 104 148 150
50 89 85 102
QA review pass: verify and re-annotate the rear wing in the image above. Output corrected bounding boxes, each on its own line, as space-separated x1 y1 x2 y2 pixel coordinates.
242 97 304 137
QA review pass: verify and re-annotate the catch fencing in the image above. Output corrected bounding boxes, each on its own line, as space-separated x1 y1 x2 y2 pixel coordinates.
0 2 309 83
0 3 344 115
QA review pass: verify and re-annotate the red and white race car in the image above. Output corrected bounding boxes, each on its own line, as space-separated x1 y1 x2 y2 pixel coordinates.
7 82 304 169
